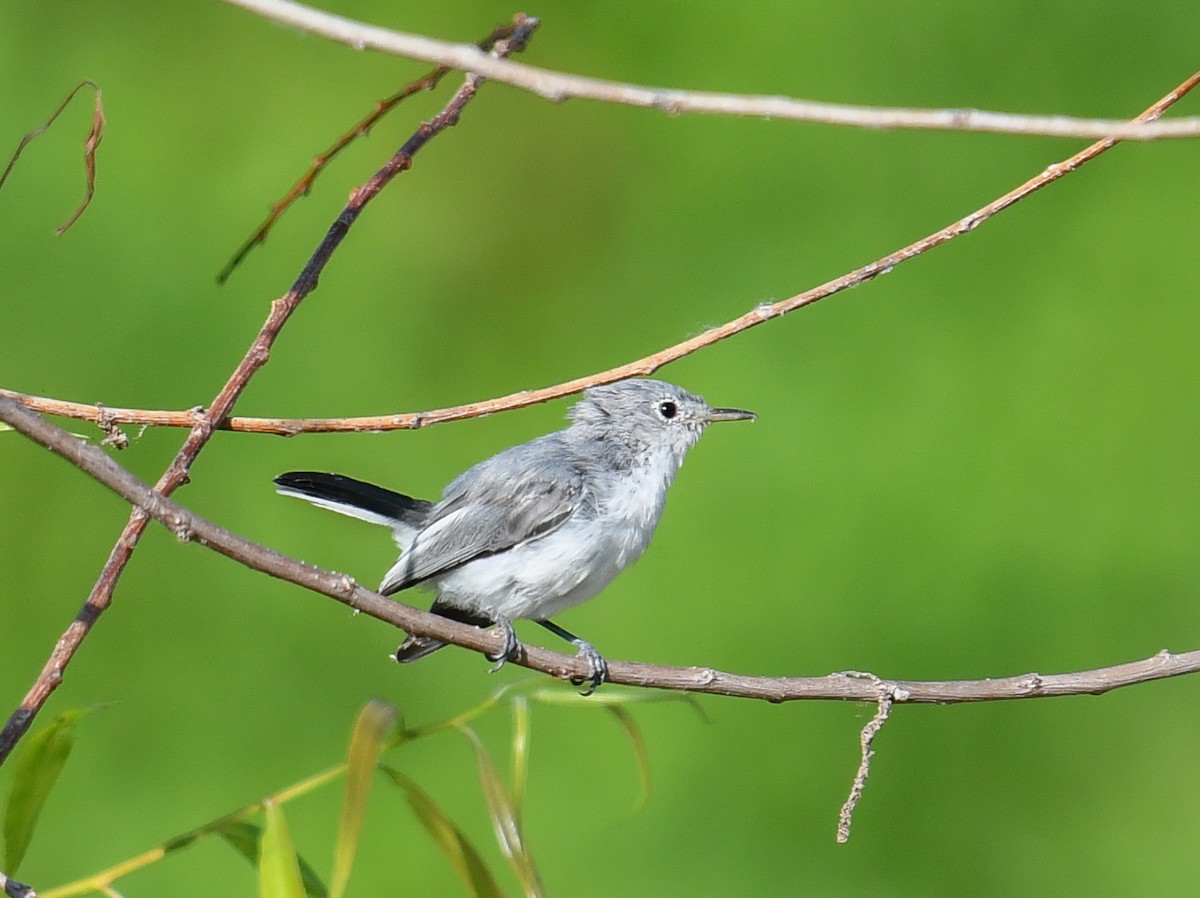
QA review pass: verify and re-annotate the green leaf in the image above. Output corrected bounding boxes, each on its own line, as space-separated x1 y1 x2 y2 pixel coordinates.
461 727 545 897
4 708 85 873
605 705 652 813
380 765 506 898
331 700 398 898
510 697 531 825
259 800 306 898
529 684 704 713
218 821 327 898
218 820 263 862
403 680 522 740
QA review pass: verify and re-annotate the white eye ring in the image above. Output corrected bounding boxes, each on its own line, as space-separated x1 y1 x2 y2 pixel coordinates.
658 400 678 420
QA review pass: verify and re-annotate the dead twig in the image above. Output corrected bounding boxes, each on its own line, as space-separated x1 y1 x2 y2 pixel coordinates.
837 685 899 843
0 80 105 234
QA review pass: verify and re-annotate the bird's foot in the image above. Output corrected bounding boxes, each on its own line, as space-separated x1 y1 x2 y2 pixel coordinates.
486 617 521 673
569 638 609 696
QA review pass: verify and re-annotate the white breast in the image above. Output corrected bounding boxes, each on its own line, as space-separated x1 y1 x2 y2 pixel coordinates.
434 460 671 622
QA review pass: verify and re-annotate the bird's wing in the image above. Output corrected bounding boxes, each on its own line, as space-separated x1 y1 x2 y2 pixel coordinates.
379 455 585 594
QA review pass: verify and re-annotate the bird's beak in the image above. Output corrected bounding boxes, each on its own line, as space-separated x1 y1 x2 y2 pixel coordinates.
706 407 757 423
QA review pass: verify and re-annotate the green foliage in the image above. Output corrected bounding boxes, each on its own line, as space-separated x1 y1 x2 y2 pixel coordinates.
460 727 544 897
25 687 659 897
601 705 651 813
380 767 505 898
3 710 84 874
218 822 329 898
509 696 530 823
330 700 398 898
259 801 307 898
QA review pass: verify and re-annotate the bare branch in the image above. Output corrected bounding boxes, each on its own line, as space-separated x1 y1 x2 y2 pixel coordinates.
222 0 1200 142
0 18 540 769
7 68 1200 436
4 396 1199 707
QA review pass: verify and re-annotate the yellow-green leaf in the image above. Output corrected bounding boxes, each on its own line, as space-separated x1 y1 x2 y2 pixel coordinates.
218 821 327 898
510 697 531 825
380 765 506 898
331 700 398 898
259 800 306 898
461 727 544 897
217 820 263 862
4 708 85 873
605 705 652 813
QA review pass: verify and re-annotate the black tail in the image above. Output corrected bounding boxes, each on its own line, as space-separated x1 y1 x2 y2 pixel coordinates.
274 471 432 528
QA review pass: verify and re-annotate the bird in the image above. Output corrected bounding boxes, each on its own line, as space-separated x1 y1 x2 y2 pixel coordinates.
274 378 755 693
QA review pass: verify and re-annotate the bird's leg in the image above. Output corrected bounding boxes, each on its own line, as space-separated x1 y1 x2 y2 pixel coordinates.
536 619 609 695
486 616 522 672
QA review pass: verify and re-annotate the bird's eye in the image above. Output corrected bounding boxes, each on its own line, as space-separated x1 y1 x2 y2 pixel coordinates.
658 400 678 419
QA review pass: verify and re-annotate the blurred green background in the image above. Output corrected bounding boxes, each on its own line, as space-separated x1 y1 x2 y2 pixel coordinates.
3 1 1199 895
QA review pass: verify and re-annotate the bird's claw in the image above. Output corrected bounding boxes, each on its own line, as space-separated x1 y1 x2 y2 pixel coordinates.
569 639 609 696
486 618 521 673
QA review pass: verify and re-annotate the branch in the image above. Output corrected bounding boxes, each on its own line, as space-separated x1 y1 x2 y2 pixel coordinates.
5 396 1199 706
222 0 1200 142
0 16 540 769
7 67 1199 436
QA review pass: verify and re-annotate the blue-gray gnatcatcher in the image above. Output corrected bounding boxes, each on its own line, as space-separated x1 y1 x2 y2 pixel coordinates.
274 378 755 693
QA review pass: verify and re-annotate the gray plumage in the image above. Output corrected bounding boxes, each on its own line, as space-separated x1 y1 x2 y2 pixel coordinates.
274 378 755 693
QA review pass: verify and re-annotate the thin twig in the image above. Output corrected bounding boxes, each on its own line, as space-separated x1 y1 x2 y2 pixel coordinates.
837 687 897 843
8 69 1199 436
222 0 1200 141
216 21 519 283
4 396 1199 706
0 80 105 235
0 15 540 769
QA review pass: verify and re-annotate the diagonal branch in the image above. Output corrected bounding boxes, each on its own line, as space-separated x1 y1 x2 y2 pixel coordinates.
222 0 1200 141
4 396 1199 706
6 68 1199 437
0 15 540 769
